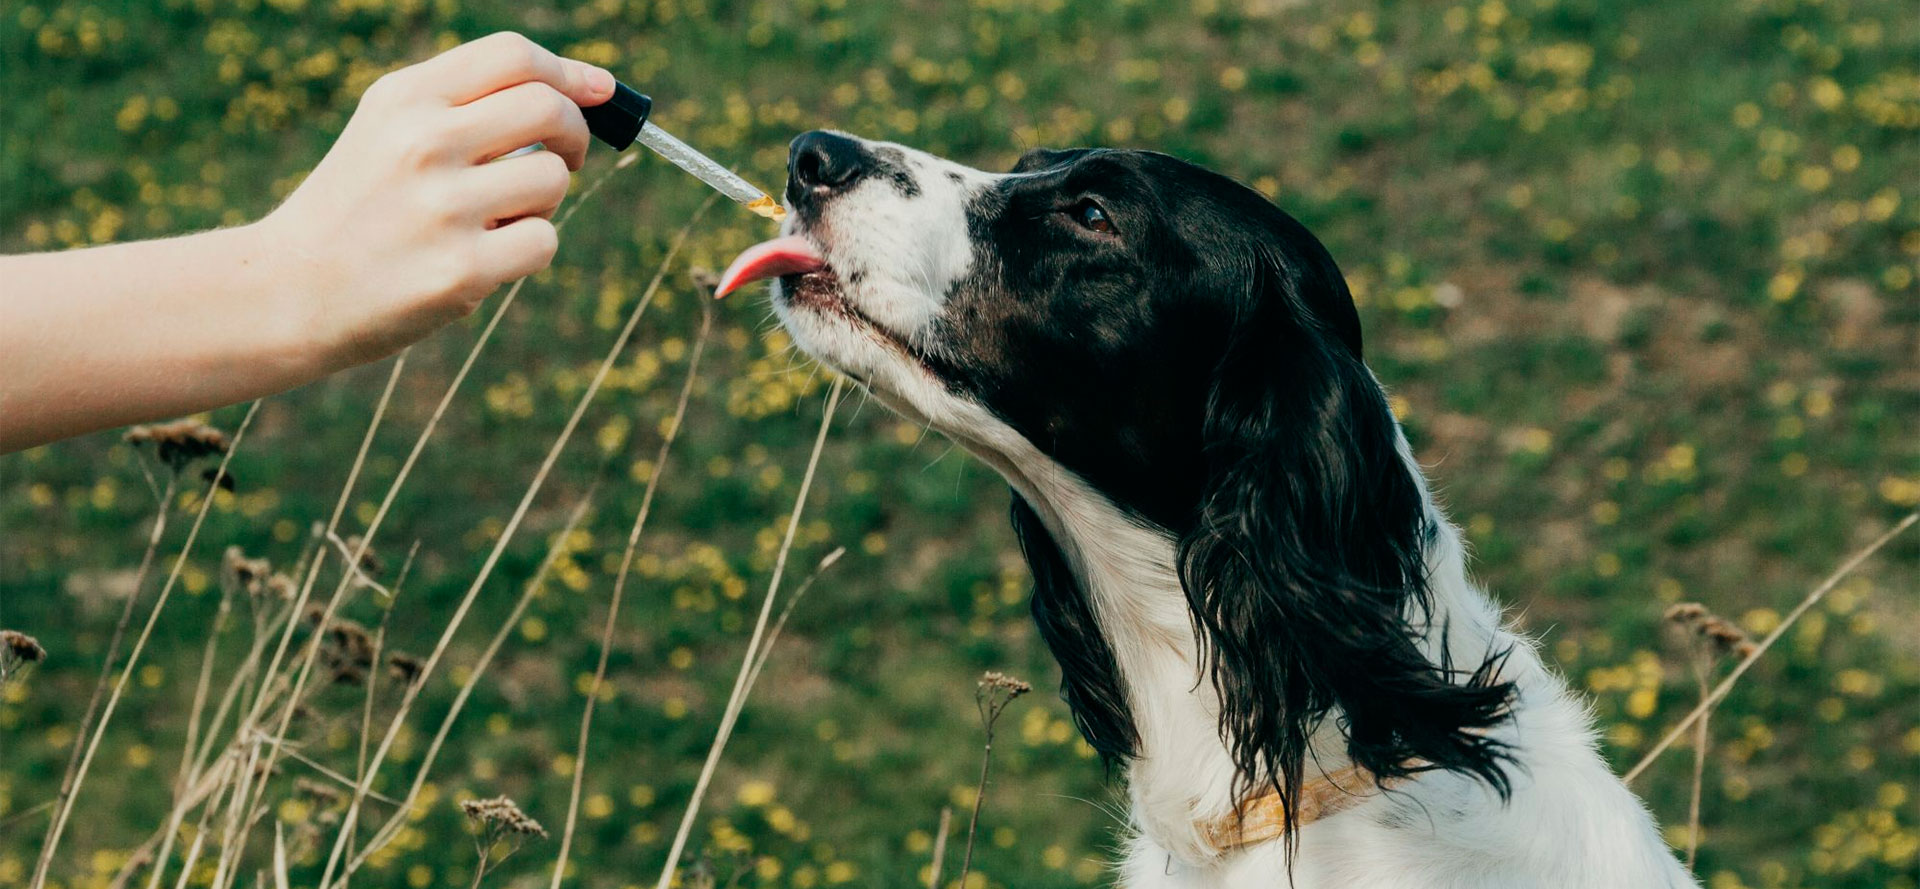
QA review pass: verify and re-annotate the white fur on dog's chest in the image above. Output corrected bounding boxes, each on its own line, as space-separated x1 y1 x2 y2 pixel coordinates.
1032 472 1692 889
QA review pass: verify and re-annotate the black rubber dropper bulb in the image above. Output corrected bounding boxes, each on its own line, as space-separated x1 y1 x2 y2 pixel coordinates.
580 82 652 151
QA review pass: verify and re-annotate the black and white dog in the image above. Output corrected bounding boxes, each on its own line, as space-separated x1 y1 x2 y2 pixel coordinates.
718 132 1696 888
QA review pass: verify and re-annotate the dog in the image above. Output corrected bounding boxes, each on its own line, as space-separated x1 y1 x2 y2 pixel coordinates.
717 131 1697 889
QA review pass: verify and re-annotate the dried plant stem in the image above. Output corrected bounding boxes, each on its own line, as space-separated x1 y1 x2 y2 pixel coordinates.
927 807 952 889
108 754 241 889
175 767 253 889
348 541 416 866
743 547 846 693
1684 665 1708 873
335 201 715 886
32 402 259 889
1625 510 1918 783
119 598 297 889
551 303 715 889
329 349 409 532
324 531 394 597
273 823 291 889
187 352 403 889
308 401 596 888
209 353 413 889
244 349 403 755
958 730 995 887
267 743 402 805
177 581 237 800
194 597 299 777
208 561 340 889
655 377 846 889
959 675 1030 888
343 494 594 879
346 617 387 869
33 469 178 887
170 830 208 889
139 576 240 886
0 802 56 833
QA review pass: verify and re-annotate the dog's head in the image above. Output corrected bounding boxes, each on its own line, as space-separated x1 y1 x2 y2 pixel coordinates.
726 131 1513 823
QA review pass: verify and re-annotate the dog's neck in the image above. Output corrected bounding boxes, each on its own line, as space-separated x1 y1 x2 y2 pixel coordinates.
1010 451 1510 864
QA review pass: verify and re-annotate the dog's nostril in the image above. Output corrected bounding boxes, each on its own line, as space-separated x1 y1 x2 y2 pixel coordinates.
795 148 829 187
789 131 869 193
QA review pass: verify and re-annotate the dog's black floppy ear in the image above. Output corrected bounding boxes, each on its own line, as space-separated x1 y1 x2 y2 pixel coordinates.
1175 230 1515 842
1011 495 1139 764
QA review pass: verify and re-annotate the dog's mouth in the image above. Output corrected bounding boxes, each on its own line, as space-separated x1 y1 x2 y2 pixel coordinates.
716 233 933 377
715 233 867 328
715 234 828 298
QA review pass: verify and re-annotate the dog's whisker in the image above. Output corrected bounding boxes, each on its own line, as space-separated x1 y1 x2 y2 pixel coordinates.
1039 793 1132 830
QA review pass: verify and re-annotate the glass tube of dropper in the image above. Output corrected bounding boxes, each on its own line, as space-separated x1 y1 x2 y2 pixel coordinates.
633 123 786 220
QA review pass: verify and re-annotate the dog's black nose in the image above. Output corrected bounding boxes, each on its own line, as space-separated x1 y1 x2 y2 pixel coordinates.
788 131 870 195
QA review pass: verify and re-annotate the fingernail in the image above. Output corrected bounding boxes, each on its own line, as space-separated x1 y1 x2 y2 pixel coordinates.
587 66 615 98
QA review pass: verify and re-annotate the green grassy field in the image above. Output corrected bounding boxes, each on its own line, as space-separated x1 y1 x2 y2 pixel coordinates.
3 0 1917 887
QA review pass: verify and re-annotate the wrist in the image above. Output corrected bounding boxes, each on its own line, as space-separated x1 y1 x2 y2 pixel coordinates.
225 217 338 385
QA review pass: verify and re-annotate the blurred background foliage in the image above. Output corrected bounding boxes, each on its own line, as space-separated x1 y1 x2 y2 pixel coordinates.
2 0 1917 887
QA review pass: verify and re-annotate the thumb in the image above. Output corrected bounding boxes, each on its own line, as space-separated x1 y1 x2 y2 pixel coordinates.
560 59 617 107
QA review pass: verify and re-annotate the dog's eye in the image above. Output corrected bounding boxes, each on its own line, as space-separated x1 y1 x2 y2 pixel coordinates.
1072 200 1114 234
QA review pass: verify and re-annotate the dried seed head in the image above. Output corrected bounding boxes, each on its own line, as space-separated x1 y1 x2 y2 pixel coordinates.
293 777 345 804
329 628 374 684
817 546 846 571
328 620 374 661
2 630 46 664
387 651 424 686
265 573 298 602
688 267 722 294
305 610 376 684
342 536 384 579
974 670 1033 736
979 671 1032 697
1665 601 1757 660
124 419 229 472
202 466 237 492
1663 602 1708 625
1698 616 1758 660
460 796 548 839
221 546 273 598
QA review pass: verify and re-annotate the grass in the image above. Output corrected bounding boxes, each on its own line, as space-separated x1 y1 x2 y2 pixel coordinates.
3 0 1918 888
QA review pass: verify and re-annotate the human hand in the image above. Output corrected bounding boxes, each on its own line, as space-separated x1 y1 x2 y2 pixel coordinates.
256 32 617 371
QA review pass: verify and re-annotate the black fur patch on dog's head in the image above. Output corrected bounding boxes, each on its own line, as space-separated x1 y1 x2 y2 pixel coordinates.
930 148 1516 837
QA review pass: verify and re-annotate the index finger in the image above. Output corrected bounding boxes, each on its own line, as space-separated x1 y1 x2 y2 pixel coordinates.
413 32 615 108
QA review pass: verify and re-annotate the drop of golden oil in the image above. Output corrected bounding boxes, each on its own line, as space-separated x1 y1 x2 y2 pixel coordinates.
745 195 786 221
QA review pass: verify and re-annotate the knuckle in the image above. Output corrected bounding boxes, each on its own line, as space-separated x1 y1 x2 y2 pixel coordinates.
414 182 464 228
364 70 407 103
397 129 446 170
432 196 466 230
483 30 531 52
491 32 544 76
450 241 491 290
421 249 476 301
540 89 576 128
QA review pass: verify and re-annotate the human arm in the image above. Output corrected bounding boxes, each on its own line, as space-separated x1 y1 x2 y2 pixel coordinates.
0 32 617 453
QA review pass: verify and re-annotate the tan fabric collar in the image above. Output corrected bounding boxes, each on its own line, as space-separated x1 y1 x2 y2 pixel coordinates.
1198 764 1402 854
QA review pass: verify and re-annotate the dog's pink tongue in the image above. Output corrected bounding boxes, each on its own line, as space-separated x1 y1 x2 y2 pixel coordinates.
715 235 826 299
